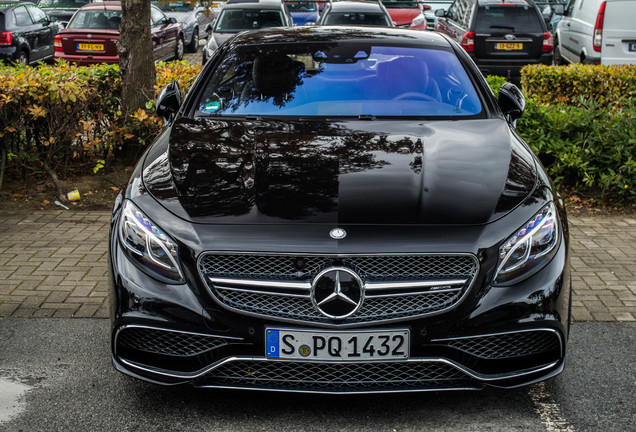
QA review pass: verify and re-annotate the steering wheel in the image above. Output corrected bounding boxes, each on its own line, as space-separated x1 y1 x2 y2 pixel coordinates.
393 92 437 102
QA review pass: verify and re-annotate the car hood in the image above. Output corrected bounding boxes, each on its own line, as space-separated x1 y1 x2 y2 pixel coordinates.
142 117 536 225
212 32 235 47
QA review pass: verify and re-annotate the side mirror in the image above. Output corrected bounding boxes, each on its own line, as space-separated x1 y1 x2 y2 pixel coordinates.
169 17 178 24
435 9 446 17
498 82 525 127
49 16 57 22
156 81 182 125
553 4 564 15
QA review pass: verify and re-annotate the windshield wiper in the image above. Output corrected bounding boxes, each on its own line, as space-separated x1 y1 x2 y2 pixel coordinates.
490 25 515 30
358 114 376 120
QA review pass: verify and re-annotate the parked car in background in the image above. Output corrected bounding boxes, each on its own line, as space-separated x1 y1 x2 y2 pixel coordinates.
423 1 451 29
552 0 636 65
319 0 393 26
54 1 184 65
151 1 214 53
202 0 293 64
36 0 91 27
110 25 571 392
285 0 319 25
435 0 553 80
0 0 61 65
380 0 427 29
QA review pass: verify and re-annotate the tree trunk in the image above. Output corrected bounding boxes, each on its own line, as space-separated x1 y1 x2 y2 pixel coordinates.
118 0 156 114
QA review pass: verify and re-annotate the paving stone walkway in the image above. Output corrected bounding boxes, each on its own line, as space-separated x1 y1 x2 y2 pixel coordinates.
0 210 635 321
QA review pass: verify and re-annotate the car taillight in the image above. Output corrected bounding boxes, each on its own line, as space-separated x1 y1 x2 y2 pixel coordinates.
542 32 553 53
0 32 12 46
54 34 63 51
461 32 475 52
593 1 606 52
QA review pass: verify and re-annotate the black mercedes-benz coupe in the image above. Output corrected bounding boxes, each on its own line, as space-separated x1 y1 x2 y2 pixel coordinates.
108 26 571 393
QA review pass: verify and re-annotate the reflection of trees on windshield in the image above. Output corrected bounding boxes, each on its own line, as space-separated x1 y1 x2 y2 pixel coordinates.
148 118 424 219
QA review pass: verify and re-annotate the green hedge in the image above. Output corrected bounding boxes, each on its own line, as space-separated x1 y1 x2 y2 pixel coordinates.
0 61 201 193
521 64 636 107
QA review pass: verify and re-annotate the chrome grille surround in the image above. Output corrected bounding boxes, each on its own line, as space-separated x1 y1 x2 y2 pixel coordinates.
198 253 479 327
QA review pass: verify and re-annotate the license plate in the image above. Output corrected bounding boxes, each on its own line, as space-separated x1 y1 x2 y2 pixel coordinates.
495 42 523 50
77 43 104 51
266 328 410 361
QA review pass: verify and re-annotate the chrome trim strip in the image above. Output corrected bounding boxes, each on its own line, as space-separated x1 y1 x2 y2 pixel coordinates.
208 277 312 291
364 279 467 290
215 286 311 299
197 252 480 329
116 354 560 383
365 288 462 298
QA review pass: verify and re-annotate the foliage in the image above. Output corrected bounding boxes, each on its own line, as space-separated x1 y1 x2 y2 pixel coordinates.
488 70 636 202
0 61 201 194
521 64 636 107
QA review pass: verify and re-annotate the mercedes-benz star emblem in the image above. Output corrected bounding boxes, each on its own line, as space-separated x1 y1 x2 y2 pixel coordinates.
329 228 347 239
311 267 363 319
504 34 516 40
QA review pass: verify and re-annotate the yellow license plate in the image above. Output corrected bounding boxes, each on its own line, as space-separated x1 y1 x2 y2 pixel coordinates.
495 42 523 50
77 43 104 51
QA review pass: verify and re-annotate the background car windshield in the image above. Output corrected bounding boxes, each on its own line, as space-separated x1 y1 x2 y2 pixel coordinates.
215 9 283 32
152 1 195 12
38 0 90 7
475 6 542 32
380 0 419 9
67 10 122 29
286 1 317 12
197 43 483 117
324 12 391 26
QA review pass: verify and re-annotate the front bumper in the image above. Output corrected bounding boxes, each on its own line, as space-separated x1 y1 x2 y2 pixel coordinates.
109 217 571 393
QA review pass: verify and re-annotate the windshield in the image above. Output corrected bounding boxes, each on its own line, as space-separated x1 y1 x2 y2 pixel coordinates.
475 6 542 33
67 10 122 29
38 0 90 7
215 8 284 32
151 1 194 12
286 1 317 12
380 0 420 9
323 12 391 26
196 43 483 118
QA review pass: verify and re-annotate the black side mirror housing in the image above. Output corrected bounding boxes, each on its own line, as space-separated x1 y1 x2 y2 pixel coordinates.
435 9 446 17
156 81 182 125
169 17 178 24
498 82 525 127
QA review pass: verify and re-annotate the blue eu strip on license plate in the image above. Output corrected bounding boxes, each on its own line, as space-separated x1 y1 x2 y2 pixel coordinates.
630 43 636 52
266 329 280 358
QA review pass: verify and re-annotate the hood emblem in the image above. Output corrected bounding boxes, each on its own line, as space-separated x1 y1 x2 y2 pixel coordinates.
504 34 516 40
311 267 363 319
329 228 347 239
87 34 92 39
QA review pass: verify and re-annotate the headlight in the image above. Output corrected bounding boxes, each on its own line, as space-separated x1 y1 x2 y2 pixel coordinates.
493 202 560 285
119 200 184 283
411 14 426 27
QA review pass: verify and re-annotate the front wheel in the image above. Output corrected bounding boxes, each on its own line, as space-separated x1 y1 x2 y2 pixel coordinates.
174 35 184 61
17 50 29 65
187 28 199 53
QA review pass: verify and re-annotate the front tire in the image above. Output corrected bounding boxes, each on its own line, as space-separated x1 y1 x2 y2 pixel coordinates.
17 50 29 65
174 35 184 61
187 27 199 53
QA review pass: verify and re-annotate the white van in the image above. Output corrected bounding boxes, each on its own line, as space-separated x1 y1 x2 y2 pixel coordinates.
553 0 636 65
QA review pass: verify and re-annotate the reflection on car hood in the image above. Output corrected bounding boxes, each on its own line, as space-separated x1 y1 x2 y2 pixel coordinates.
143 117 536 225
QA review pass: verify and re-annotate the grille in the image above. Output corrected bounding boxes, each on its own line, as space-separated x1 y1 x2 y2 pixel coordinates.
445 331 561 359
117 327 228 357
199 253 478 325
206 360 475 392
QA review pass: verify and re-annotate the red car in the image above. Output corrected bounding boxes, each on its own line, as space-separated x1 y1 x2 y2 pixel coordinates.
54 1 184 65
380 0 429 29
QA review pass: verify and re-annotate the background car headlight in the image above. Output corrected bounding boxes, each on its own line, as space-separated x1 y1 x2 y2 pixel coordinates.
411 14 426 27
493 202 560 285
119 200 184 283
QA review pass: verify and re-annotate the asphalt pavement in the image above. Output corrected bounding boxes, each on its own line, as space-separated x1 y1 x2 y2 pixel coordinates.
0 319 633 431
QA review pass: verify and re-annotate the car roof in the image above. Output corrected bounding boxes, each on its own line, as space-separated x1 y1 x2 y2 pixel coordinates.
326 1 387 13
225 0 283 6
76 1 122 11
228 25 452 49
